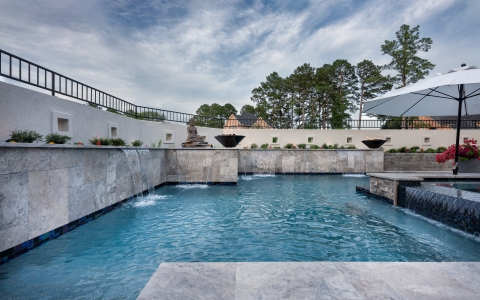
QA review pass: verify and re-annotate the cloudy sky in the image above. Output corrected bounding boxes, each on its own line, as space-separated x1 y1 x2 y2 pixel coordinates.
0 0 479 116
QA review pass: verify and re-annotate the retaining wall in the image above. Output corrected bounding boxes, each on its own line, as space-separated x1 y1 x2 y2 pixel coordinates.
384 153 450 171
2 81 479 150
238 149 383 173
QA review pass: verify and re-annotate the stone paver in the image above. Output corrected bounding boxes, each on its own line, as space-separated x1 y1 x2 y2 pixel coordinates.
137 262 480 300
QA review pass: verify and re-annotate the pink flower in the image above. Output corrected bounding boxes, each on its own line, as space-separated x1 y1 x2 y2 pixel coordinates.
436 139 480 163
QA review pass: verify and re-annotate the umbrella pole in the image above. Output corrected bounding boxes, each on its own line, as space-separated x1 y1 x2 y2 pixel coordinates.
453 84 465 175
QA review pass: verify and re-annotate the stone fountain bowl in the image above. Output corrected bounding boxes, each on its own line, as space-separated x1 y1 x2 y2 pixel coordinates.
361 139 387 149
214 135 245 148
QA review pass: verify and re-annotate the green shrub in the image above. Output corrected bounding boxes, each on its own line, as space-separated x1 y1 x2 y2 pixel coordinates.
309 144 320 149
132 140 143 147
340 145 345 149
260 143 269 149
110 138 126 146
89 137 111 145
10 130 43 143
410 146 420 153
437 146 447 153
297 143 306 149
345 145 357 149
251 143 258 149
284 143 294 149
322 143 328 149
157 140 162 147
425 148 436 153
397 146 408 153
45 133 71 144
386 148 397 153
273 146 281 149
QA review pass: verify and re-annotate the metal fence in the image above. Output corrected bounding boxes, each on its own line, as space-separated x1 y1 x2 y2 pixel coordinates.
1 49 479 130
0 49 225 127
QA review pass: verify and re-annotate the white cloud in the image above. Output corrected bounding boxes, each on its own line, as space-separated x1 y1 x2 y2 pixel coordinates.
0 0 478 115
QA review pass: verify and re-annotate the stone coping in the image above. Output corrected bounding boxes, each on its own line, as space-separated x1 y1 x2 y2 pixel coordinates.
0 143 383 151
137 262 480 300
367 171 480 181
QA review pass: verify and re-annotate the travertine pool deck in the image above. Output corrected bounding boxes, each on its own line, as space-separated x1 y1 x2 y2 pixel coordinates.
137 262 480 300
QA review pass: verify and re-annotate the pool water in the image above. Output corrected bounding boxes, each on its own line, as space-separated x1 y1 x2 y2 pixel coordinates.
1 175 479 299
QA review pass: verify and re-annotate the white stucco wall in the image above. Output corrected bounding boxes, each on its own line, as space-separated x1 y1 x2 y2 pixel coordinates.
1 81 478 149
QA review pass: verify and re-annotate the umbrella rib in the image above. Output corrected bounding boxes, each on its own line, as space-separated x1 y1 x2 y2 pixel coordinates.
427 87 458 99
400 89 436 117
363 95 401 113
465 86 480 98
411 92 456 100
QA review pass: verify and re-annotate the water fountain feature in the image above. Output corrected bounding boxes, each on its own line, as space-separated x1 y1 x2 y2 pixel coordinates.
398 183 480 235
122 149 155 197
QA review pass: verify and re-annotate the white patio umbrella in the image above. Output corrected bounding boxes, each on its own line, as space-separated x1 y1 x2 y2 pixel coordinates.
363 64 480 174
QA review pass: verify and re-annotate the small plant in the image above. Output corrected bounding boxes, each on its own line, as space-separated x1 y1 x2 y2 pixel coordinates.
309 144 321 149
251 143 258 149
345 145 357 149
284 143 294 149
340 145 345 149
397 146 408 153
45 133 71 144
425 148 436 153
132 140 143 147
297 143 306 149
436 146 447 153
110 138 126 146
273 146 281 149
157 140 162 147
89 137 111 145
410 146 420 153
321 143 328 149
261 143 269 149
10 130 43 143
386 148 397 153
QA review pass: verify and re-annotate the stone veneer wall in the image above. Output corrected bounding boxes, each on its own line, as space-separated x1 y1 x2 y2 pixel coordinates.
370 177 421 205
165 149 238 183
0 146 240 255
238 149 383 173
384 153 450 171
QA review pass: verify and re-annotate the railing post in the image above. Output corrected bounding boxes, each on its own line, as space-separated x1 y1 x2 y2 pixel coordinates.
135 106 138 119
51 72 55 96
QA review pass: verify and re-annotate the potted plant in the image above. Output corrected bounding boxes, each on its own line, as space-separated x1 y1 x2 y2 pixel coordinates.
45 133 71 144
9 130 43 143
436 139 480 172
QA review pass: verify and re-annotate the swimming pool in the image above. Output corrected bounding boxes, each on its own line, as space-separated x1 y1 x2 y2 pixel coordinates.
1 175 479 299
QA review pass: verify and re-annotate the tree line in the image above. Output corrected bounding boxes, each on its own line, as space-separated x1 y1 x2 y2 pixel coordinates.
194 24 434 129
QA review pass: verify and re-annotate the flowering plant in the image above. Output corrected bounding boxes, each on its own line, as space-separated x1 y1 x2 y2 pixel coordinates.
436 139 480 163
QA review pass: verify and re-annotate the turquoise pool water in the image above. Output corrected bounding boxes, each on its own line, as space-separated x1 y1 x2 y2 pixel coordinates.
1 175 479 299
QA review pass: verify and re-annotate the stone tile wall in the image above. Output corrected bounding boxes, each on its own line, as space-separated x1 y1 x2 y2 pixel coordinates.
0 146 167 254
165 149 238 183
384 153 450 171
0 147 240 255
370 177 421 205
238 150 383 174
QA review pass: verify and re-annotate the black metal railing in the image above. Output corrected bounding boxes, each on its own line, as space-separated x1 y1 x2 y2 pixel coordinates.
1 49 479 130
0 49 226 127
